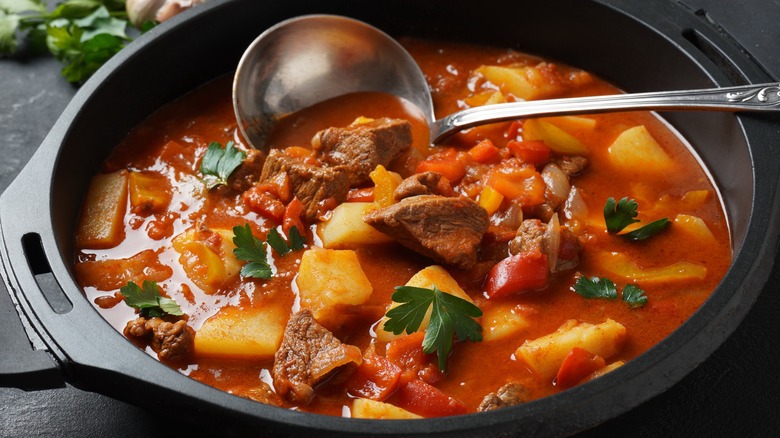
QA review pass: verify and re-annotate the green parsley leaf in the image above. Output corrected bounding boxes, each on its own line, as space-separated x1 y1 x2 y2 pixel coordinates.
200 141 246 189
266 226 307 256
0 0 46 15
604 196 669 240
573 275 649 308
232 223 272 279
121 280 183 318
0 10 21 53
622 284 648 308
384 285 483 372
572 276 618 300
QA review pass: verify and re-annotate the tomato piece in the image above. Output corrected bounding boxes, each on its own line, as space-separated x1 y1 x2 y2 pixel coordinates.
242 186 285 222
346 353 402 401
504 120 524 140
555 347 606 390
394 379 467 418
507 140 551 165
386 332 443 384
416 157 467 183
484 249 549 299
282 197 305 236
347 187 375 203
467 139 501 164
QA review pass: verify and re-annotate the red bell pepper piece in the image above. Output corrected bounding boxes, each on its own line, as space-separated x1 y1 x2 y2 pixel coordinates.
282 197 305 236
507 139 551 165
395 379 467 418
346 353 402 401
484 249 549 299
555 347 606 390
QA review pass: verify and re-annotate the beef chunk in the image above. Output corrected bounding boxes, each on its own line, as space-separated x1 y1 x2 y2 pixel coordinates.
124 317 194 362
228 148 265 192
477 382 530 412
555 155 588 177
508 219 546 256
312 118 412 186
259 150 349 222
273 309 362 404
363 195 489 269
393 171 454 201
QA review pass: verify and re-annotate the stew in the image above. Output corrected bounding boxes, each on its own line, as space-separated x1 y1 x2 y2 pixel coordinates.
74 37 731 418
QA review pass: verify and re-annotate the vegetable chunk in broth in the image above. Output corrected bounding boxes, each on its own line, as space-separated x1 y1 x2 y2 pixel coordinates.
74 37 731 418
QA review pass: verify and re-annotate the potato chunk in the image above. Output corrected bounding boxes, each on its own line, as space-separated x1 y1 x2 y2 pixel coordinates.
317 202 393 248
674 214 716 244
481 304 533 342
595 251 707 283
515 319 626 380
352 398 422 419
128 171 172 215
76 170 129 249
475 65 563 100
194 306 286 360
296 247 373 326
607 125 673 172
374 265 474 342
523 118 589 154
172 227 241 293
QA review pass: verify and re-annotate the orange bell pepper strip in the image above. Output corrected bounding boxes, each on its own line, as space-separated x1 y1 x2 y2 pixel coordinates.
468 139 501 164
282 197 305 236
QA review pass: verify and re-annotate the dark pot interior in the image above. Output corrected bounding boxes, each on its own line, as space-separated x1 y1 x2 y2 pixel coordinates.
2 0 777 436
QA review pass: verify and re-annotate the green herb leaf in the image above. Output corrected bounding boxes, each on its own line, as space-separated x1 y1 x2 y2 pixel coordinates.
603 196 669 240
121 280 183 318
0 10 21 53
620 218 670 240
232 223 272 279
622 284 648 308
266 228 291 257
572 276 618 300
384 285 483 372
201 141 246 189
287 226 306 251
604 197 639 234
0 0 46 15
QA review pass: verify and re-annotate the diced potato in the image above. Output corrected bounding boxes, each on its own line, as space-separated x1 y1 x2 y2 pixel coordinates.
352 398 422 419
581 360 625 384
465 90 508 107
375 265 474 342
475 65 562 100
194 305 286 360
674 214 716 244
370 165 403 208
76 170 129 249
543 115 597 132
607 125 673 172
296 247 373 326
482 304 532 342
681 189 711 210
128 171 172 215
318 202 394 248
172 227 241 293
523 119 589 154
595 251 707 283
515 319 627 380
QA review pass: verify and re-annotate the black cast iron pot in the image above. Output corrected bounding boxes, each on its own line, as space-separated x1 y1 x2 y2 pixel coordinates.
2 0 779 436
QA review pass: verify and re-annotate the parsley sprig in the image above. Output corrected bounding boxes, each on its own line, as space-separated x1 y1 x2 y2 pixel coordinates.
232 223 307 279
383 285 483 372
604 197 669 240
200 141 246 189
1 1 143 83
232 223 272 279
121 280 183 318
572 276 648 308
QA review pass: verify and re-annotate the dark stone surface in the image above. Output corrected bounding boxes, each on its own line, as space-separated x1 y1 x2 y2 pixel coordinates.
1 1 778 436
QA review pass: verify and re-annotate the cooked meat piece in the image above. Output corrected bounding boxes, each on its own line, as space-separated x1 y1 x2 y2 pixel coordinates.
363 195 489 269
312 118 412 186
555 155 588 177
259 150 349 221
124 317 195 362
477 382 530 411
393 171 454 201
508 219 546 256
228 148 265 192
555 226 582 272
273 309 362 404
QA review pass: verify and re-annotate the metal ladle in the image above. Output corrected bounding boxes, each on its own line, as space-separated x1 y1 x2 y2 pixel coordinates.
233 14 780 151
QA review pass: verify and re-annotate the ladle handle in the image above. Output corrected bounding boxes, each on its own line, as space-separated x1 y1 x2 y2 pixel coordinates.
430 82 780 143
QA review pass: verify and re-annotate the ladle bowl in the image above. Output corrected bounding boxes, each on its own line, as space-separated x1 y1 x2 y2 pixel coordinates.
233 14 780 151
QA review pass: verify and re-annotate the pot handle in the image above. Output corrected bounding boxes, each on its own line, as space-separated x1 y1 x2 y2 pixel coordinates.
0 240 65 391
0 256 64 390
